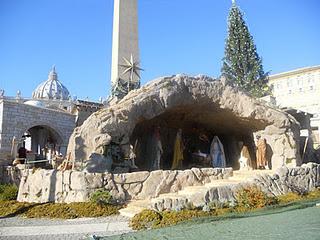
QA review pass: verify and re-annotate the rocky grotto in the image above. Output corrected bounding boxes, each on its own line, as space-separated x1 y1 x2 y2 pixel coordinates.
4 74 320 211
67 74 301 172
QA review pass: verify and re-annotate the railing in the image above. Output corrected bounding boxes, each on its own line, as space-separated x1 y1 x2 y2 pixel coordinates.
24 158 51 171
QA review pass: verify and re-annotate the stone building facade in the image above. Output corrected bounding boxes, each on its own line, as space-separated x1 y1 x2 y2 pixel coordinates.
71 100 104 127
269 65 320 145
0 99 76 164
0 66 104 165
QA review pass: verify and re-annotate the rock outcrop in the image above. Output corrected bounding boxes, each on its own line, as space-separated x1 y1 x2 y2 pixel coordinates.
151 163 320 211
67 75 301 170
0 165 25 186
17 167 233 203
254 162 320 196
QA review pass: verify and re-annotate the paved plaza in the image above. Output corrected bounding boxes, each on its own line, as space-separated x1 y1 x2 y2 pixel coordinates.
0 215 132 240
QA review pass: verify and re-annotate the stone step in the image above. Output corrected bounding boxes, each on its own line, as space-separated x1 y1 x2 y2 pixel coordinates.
119 199 151 218
233 170 274 177
177 186 210 196
120 169 275 217
205 179 241 185
150 175 246 211
150 174 251 211
119 206 147 218
154 192 181 199
125 199 150 207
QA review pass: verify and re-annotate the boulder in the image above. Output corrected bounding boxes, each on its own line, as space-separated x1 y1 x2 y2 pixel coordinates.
83 153 112 173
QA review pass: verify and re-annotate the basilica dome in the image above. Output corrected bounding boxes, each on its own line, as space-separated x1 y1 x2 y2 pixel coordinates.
32 66 70 100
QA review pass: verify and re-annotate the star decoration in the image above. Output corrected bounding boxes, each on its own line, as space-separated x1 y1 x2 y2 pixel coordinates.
119 54 144 86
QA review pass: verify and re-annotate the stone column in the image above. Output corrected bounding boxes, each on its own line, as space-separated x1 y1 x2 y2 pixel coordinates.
110 0 140 97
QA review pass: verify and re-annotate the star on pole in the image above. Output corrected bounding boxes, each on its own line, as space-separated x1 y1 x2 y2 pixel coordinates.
119 54 144 92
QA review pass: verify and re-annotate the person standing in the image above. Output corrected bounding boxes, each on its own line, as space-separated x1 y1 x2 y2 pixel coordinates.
18 146 27 158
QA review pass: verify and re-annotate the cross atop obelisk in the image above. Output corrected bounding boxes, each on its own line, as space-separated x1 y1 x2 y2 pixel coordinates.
110 0 141 99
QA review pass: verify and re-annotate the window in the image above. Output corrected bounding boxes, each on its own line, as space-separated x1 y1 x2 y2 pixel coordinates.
288 89 292 94
270 84 274 92
310 86 314 91
312 74 317 82
308 78 311 83
287 79 292 87
277 83 282 89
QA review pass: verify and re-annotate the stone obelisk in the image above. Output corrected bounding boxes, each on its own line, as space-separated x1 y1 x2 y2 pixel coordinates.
111 0 141 99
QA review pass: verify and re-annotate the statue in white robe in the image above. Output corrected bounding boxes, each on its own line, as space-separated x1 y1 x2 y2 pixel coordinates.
210 136 226 168
238 142 252 170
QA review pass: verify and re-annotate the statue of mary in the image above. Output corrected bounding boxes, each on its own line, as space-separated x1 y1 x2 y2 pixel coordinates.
210 136 226 168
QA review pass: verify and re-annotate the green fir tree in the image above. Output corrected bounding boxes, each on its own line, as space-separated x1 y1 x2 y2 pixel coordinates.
222 1 269 97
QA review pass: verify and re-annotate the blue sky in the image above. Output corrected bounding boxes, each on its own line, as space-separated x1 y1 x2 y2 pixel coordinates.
0 0 319 101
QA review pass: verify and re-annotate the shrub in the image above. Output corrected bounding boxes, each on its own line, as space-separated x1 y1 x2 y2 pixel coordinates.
0 184 18 201
159 210 213 228
130 209 215 230
277 192 302 204
277 189 320 204
130 209 162 230
90 189 112 206
0 201 121 219
306 188 320 199
208 200 230 210
23 202 120 219
235 186 277 210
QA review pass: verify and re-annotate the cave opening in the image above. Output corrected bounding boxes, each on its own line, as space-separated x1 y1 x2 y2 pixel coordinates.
130 104 268 171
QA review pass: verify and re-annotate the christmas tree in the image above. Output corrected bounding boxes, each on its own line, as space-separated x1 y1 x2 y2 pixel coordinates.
222 1 269 97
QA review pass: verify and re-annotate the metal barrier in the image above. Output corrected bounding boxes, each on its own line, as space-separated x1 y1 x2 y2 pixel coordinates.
24 158 51 171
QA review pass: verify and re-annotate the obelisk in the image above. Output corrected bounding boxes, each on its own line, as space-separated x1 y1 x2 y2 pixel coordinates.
111 0 141 99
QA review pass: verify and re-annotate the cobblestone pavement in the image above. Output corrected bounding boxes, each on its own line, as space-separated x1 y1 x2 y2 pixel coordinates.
0 215 133 240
